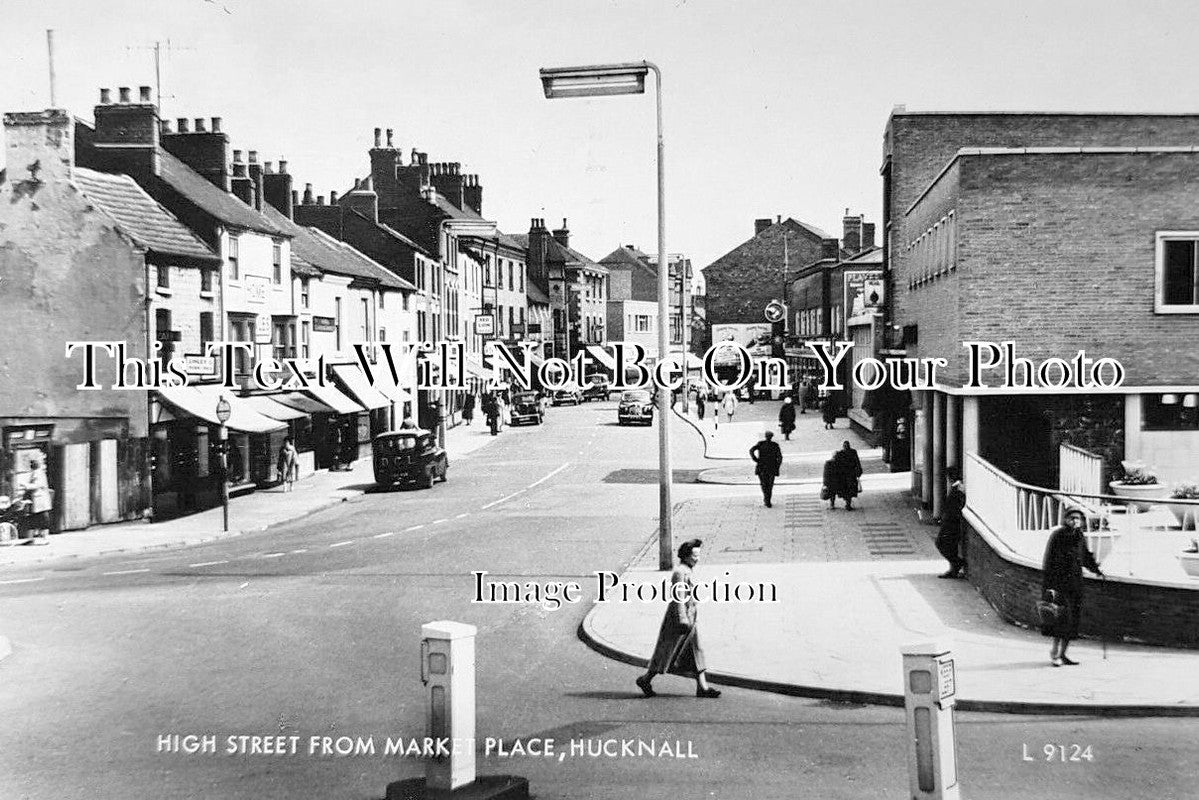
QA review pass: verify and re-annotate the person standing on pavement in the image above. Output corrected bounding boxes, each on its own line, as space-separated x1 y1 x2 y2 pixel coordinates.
1041 507 1104 667
822 441 863 510
821 393 838 430
462 392 476 426
749 431 784 508
720 390 738 425
936 466 967 578
276 437 299 493
778 397 797 441
636 538 721 699
20 457 52 544
695 391 706 420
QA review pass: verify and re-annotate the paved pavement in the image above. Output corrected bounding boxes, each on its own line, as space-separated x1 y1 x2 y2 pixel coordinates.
585 404 1199 714
0 420 502 568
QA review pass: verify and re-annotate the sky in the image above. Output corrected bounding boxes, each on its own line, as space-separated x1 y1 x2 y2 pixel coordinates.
2 0 1193 270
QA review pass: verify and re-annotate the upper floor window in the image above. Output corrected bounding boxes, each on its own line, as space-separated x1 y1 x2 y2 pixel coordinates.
272 243 283 284
157 264 170 289
519 264 525 293
1157 233 1199 313
228 235 240 280
508 261 514 291
300 277 310 308
201 268 213 293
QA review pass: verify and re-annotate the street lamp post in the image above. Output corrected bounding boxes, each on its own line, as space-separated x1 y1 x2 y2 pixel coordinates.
215 395 231 533
540 61 673 570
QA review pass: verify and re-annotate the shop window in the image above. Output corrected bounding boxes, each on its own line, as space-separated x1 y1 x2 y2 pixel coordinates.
1143 393 1199 431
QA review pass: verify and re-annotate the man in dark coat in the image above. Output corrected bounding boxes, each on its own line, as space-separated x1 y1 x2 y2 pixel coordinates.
936 467 967 578
821 394 838 429
749 431 784 508
1041 507 1103 667
778 397 797 440
823 441 862 510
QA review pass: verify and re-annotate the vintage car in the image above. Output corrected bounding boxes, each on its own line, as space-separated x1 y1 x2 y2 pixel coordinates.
618 389 655 425
510 391 544 425
372 430 448 489
582 375 614 402
550 387 583 406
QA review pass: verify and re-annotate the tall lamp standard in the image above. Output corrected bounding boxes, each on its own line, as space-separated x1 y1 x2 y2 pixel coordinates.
540 61 673 570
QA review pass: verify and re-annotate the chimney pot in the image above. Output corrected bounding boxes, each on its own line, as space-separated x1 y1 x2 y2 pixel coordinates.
232 149 243 162
302 183 314 204
248 150 258 164
374 127 382 147
139 86 152 103
330 191 338 204
160 119 172 134
100 87 111 104
176 118 189 133
777 214 782 224
279 159 288 174
211 117 222 133
386 128 394 147
194 118 206 133
118 87 131 103
316 196 325 206
264 161 273 173
291 189 299 206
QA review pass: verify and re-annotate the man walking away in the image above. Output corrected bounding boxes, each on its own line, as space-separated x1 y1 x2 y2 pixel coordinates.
750 431 784 507
823 441 863 510
936 467 967 578
778 397 796 441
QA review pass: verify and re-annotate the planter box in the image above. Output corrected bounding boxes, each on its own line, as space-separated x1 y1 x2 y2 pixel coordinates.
1085 531 1120 565
1108 481 1170 512
1179 552 1199 579
1164 500 1199 530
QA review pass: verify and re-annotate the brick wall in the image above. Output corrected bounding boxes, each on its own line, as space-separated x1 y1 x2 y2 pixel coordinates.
705 219 826 328
964 520 1199 648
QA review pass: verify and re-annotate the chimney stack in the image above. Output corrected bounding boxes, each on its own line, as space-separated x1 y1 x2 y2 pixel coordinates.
552 218 570 248
86 84 161 178
755 218 773 235
386 128 394 147
2 109 75 183
263 156 294 219
463 174 483 215
842 213 863 254
160 119 171 134
160 109 230 190
861 222 876 250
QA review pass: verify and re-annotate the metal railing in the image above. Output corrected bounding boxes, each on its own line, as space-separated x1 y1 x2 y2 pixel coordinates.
1059 442 1103 497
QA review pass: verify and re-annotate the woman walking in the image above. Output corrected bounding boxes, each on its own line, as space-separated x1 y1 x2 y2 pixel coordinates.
276 437 299 492
822 441 862 510
821 393 838 430
1041 507 1104 667
695 391 706 421
462 392 476 426
720 391 738 425
778 397 797 441
21 457 52 544
635 539 721 699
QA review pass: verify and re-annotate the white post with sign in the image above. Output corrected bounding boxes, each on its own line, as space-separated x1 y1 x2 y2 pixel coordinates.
215 395 232 532
420 620 476 791
901 641 960 800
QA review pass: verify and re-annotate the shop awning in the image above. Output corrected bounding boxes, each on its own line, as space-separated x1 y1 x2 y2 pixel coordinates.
275 392 338 415
306 384 366 415
371 369 416 405
329 365 390 410
157 386 287 434
240 394 309 422
586 345 617 371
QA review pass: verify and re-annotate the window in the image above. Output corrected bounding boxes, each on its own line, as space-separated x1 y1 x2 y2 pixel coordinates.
360 298 370 341
273 321 296 361
402 292 409 311
334 297 342 350
199 312 214 354
519 264 524 292
1157 234 1199 312
379 292 385 309
379 327 387 342
228 235 240 280
300 278 310 308
301 321 310 359
157 264 170 289
155 308 173 363
272 243 282 284
1143 393 1199 430
508 260 514 291
509 305 515 332
633 314 652 333
201 268 213 293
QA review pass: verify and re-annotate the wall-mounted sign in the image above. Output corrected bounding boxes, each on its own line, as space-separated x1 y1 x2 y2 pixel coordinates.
844 270 884 320
475 315 495 336
312 316 337 333
764 300 787 324
179 355 217 377
244 275 270 304
254 313 273 344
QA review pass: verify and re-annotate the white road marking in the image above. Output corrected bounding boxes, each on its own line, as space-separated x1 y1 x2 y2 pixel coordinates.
103 568 149 576
528 462 570 488
290 549 308 554
189 560 228 568
404 524 425 532
261 552 285 559
432 518 448 525
455 513 469 519
329 540 355 548
0 576 45 585
373 531 397 539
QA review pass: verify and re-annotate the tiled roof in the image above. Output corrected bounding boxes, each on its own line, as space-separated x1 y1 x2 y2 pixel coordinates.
262 204 414 290
552 240 608 275
290 251 323 278
432 194 486 222
497 230 526 250
526 280 551 305
157 149 283 236
783 217 831 239
843 247 883 265
73 167 218 262
360 213 431 257
599 245 650 267
507 233 530 248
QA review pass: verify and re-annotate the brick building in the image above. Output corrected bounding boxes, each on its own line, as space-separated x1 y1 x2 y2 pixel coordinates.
882 111 1199 515
521 219 607 362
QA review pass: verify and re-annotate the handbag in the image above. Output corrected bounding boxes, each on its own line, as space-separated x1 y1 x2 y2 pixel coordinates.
1035 590 1062 628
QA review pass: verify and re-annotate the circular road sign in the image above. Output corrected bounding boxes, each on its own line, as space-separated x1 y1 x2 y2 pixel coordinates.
215 395 232 425
764 300 786 324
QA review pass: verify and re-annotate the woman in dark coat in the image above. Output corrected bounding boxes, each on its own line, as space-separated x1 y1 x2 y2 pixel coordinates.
636 539 721 698
823 441 862 510
462 392 476 426
778 397 797 440
695 392 706 420
1041 507 1103 667
821 394 838 429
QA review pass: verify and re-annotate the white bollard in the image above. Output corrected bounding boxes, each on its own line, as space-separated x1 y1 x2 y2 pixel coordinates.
421 621 477 792
900 641 961 800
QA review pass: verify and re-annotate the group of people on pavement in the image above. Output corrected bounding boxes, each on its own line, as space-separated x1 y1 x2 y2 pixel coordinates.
0 457 52 545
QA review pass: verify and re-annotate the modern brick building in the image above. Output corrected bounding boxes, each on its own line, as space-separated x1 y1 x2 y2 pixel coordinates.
882 111 1199 515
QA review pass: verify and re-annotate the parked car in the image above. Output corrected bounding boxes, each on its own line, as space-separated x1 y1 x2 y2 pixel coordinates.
582 375 614 402
618 389 655 426
373 430 448 489
510 391 544 425
551 387 583 406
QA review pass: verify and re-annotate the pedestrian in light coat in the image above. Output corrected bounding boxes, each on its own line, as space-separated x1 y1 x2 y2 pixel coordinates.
276 437 299 492
720 391 738 424
636 538 721 699
750 431 783 507
20 458 52 544
1041 507 1104 667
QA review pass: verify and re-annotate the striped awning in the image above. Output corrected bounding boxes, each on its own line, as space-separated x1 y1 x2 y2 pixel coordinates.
329 365 391 410
157 385 286 434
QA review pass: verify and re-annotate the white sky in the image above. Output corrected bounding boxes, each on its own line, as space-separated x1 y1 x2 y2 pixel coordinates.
2 0 1191 268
